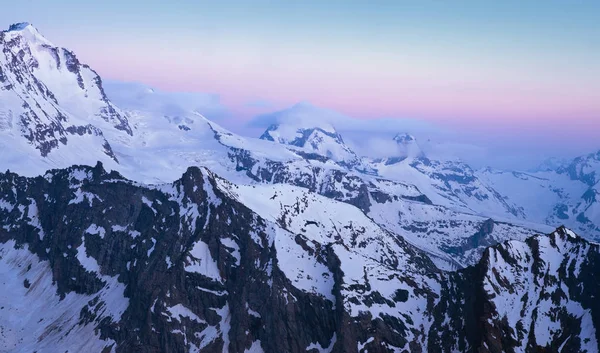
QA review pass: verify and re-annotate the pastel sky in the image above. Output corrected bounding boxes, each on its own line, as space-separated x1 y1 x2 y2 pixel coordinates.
4 1 600 162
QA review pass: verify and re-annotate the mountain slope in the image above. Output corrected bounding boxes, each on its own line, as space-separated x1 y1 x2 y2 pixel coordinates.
0 165 598 352
430 226 600 352
371 134 525 220
0 23 130 173
0 22 566 275
479 150 600 240
219 178 543 269
0 164 440 352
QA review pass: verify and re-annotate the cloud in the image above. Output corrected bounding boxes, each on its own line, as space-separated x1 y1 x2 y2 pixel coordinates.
244 101 554 170
246 101 447 156
247 101 344 128
247 101 440 134
100 83 593 171
103 80 230 120
346 137 403 159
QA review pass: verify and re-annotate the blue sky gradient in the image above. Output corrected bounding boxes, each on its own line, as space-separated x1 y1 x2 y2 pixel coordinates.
3 1 600 164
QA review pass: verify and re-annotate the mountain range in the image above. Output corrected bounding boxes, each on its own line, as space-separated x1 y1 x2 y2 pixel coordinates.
0 22 598 352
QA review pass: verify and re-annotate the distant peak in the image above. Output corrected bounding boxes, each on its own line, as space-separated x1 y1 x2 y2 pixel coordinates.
263 103 339 134
393 133 417 144
393 133 424 159
6 22 32 32
531 157 568 172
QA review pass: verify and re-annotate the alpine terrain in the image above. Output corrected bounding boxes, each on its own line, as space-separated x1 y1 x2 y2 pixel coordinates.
0 22 598 352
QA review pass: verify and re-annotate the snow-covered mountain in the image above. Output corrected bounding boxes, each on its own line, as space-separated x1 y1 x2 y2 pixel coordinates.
258 103 365 170
0 23 129 173
0 22 599 352
430 226 600 352
559 150 600 186
392 133 424 159
0 22 549 272
479 150 600 239
256 117 529 230
0 164 442 351
0 165 597 352
370 134 525 220
531 156 570 172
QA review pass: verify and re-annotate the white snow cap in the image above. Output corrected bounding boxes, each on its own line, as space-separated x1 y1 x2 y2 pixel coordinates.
3 22 53 46
271 102 339 134
257 102 363 165
6 22 31 31
393 133 424 159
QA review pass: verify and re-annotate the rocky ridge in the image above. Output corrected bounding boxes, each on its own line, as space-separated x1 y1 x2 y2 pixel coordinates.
0 165 597 352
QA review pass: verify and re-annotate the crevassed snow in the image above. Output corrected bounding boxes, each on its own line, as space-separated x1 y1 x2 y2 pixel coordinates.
478 168 598 238
6 22 31 32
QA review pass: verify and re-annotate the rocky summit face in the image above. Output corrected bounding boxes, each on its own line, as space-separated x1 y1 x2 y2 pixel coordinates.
0 22 599 353
0 165 598 352
0 23 130 167
259 123 361 170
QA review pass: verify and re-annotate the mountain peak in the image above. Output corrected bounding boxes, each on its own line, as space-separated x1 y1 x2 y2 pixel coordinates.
255 102 347 137
6 22 32 31
3 21 52 46
393 133 417 144
393 133 424 158
0 22 132 163
531 156 569 172
257 103 341 143
256 104 362 166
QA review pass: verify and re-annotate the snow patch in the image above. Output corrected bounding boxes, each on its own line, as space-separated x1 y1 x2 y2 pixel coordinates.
185 240 222 282
85 224 106 239
307 333 336 353
163 304 205 324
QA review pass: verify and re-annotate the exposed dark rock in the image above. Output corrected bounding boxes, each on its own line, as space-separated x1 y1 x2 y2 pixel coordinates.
0 165 599 352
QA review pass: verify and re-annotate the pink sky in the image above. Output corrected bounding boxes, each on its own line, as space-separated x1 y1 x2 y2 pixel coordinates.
36 3 596 158
77 34 597 129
